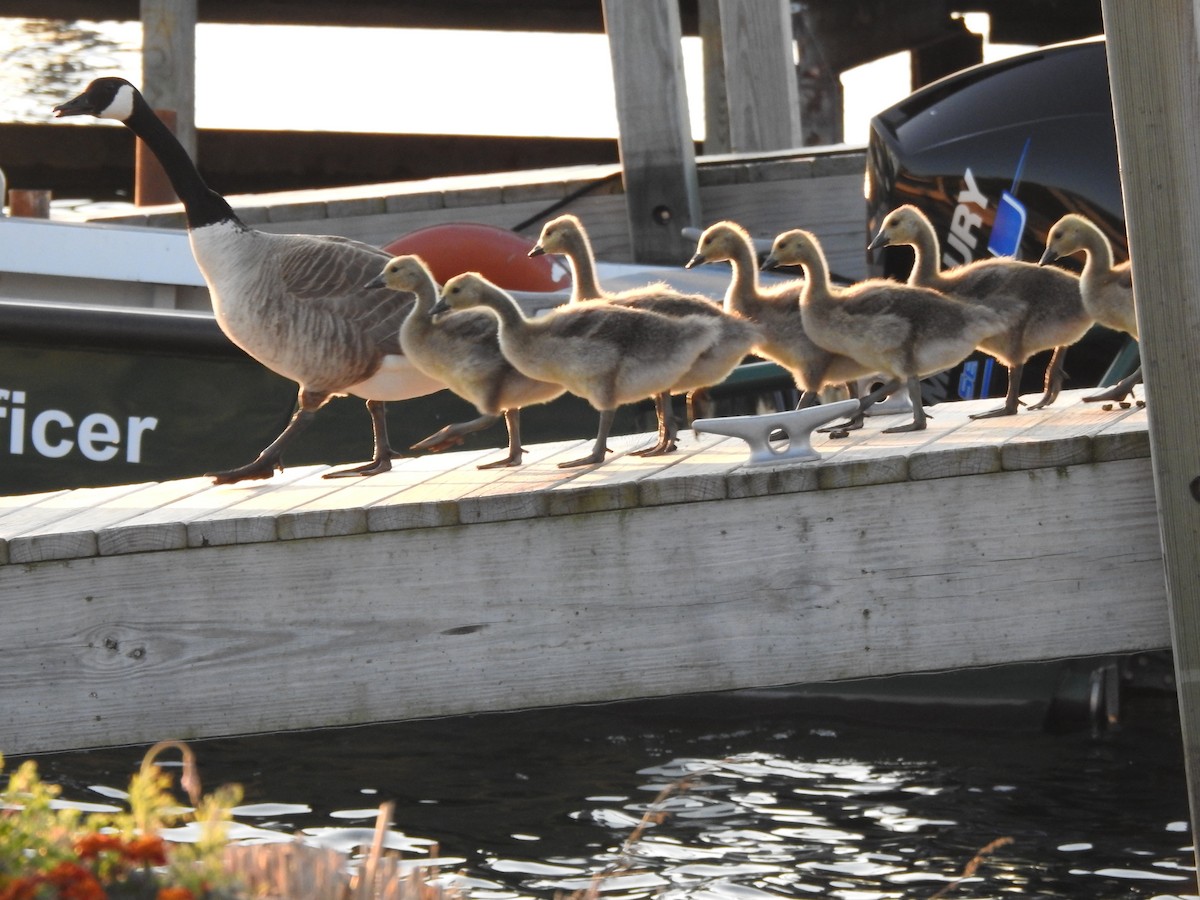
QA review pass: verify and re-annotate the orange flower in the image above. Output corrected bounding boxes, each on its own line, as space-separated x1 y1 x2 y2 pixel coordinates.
156 887 195 900
122 835 168 867
44 862 106 900
0 876 40 900
73 832 125 859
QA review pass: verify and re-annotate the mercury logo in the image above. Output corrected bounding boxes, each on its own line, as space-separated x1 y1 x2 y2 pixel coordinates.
0 389 158 463
942 168 989 267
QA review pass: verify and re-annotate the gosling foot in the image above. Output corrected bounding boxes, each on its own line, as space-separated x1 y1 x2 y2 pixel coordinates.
208 456 282 485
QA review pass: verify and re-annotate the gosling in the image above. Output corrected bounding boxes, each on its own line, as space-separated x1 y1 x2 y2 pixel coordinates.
433 272 720 468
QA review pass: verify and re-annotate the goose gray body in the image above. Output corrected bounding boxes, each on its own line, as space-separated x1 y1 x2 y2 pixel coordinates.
434 272 720 467
55 77 445 483
869 204 1087 417
367 255 564 467
765 229 1009 432
1040 212 1140 402
531 213 761 453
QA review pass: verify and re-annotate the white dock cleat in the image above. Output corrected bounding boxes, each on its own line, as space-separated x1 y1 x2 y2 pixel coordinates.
693 398 862 466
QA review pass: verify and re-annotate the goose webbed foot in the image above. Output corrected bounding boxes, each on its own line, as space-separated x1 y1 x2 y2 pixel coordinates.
208 454 283 485
412 413 503 454
1084 367 1142 404
323 398 399 478
634 392 678 455
1027 346 1068 410
208 395 322 485
323 451 399 478
969 400 1022 419
881 378 928 433
559 409 614 468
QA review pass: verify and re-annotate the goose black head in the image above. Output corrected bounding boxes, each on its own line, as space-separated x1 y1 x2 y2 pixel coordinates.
54 77 139 122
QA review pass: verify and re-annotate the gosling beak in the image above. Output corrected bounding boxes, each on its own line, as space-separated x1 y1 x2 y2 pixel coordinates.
684 252 705 269
760 254 780 272
364 274 386 289
528 244 546 258
866 231 889 252
430 299 451 316
52 92 98 118
1037 247 1059 267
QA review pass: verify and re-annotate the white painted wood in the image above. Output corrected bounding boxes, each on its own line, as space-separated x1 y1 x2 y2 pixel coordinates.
1102 0 1200 857
0 390 1168 754
0 451 1166 756
0 217 204 285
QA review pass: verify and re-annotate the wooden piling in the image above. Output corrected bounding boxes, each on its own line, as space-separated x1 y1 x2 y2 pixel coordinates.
1101 0 1200 884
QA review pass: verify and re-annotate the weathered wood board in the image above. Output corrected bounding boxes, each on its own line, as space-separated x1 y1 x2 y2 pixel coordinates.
0 391 1168 755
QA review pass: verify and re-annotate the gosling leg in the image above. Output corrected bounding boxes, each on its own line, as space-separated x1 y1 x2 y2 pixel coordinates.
1027 345 1068 410
559 408 615 468
325 399 402 478
970 360 1024 419
412 413 503 454
882 377 928 433
209 387 327 485
478 409 525 469
1084 366 1143 403
633 392 678 456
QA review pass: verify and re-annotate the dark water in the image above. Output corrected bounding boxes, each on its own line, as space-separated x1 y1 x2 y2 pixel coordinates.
15 688 1195 900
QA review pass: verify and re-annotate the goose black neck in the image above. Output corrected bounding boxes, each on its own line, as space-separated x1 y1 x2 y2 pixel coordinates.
126 94 240 231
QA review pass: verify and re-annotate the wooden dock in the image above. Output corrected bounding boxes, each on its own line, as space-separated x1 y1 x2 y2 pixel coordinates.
0 389 1168 755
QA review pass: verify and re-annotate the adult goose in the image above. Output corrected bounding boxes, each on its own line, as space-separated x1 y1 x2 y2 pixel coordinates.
366 255 564 468
1040 213 1140 403
54 77 446 483
763 229 1010 432
530 214 761 453
868 204 1088 418
433 272 720 468
685 221 874 421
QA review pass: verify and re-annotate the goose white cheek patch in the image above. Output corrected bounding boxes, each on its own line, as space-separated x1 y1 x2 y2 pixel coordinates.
101 84 137 121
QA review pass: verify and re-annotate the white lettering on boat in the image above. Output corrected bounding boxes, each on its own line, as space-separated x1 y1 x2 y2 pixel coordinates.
942 168 989 268
0 389 158 464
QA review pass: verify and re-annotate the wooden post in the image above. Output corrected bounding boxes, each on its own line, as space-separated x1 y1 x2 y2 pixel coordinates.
7 189 51 218
1101 0 1200 880
140 0 197 160
716 0 803 151
135 108 178 206
698 0 731 154
602 0 701 265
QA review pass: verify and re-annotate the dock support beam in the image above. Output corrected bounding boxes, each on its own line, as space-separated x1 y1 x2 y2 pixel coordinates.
1101 0 1200 883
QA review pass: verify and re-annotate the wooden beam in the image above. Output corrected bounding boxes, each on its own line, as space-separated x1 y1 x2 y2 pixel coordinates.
1100 0 1200 879
603 0 701 264
716 0 803 151
139 0 196 159
698 0 732 154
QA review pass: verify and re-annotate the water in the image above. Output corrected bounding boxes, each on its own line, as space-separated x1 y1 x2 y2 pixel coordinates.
15 689 1195 900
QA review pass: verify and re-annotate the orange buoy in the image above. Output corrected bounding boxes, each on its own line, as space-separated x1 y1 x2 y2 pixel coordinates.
382 223 570 292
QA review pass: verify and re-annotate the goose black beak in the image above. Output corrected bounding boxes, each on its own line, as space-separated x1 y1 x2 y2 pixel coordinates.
364 275 386 290
760 254 780 272
52 92 97 118
866 232 889 252
528 245 546 258
1037 247 1058 267
430 299 451 316
684 252 704 269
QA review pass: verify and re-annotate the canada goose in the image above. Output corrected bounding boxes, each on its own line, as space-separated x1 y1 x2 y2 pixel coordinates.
868 204 1088 418
1040 213 1141 402
432 272 720 468
54 77 446 483
685 221 874 420
530 213 761 453
764 229 1009 432
365 255 565 468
